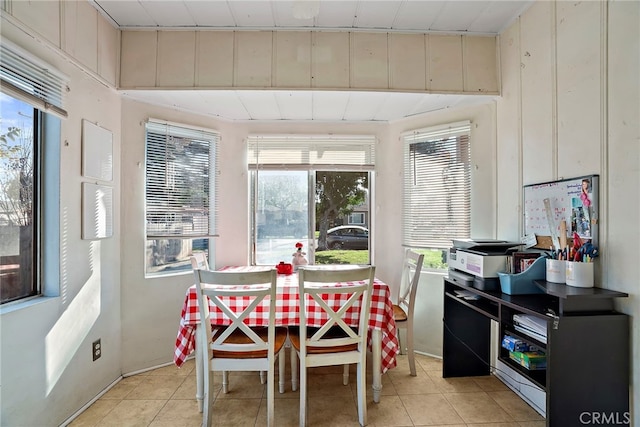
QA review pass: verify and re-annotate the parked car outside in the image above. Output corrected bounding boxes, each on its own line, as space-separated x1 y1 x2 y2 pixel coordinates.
326 225 369 250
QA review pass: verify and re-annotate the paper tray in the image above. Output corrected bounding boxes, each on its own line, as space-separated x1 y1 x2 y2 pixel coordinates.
497 256 546 295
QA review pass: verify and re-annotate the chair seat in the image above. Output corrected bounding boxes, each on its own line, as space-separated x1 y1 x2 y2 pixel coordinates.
393 304 408 322
212 327 288 359
288 326 359 354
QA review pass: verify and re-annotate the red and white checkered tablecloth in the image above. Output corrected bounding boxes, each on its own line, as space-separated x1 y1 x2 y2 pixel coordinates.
174 266 399 373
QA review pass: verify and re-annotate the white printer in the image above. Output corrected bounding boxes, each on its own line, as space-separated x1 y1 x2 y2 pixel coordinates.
448 239 520 290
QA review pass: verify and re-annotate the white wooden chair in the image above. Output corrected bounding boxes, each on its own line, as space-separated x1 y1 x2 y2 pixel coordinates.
193 267 287 427
289 265 375 427
190 252 210 270
392 249 425 376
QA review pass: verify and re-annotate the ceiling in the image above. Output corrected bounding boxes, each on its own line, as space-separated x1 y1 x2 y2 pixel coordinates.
91 0 533 122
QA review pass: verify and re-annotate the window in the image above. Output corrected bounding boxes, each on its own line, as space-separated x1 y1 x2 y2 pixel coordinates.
348 212 365 225
145 120 218 276
0 40 66 304
402 122 471 268
248 135 375 265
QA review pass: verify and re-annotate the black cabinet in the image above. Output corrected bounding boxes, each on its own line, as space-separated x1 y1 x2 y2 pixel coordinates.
443 277 629 427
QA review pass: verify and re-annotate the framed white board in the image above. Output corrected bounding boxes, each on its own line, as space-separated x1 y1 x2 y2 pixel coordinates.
82 182 113 240
524 175 599 249
82 119 113 181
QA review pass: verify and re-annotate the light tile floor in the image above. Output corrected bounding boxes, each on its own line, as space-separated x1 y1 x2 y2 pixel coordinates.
69 353 545 426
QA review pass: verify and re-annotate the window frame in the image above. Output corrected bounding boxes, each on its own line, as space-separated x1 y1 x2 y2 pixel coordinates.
144 119 219 277
0 40 66 305
402 121 471 254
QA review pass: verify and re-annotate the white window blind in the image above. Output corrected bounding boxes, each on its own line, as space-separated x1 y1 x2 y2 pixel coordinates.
247 135 376 170
0 39 68 118
402 122 471 248
145 119 219 238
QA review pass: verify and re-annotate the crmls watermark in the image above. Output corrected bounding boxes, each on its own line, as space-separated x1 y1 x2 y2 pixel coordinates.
579 412 631 425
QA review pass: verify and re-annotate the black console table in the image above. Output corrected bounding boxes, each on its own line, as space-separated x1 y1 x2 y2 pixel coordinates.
443 276 629 427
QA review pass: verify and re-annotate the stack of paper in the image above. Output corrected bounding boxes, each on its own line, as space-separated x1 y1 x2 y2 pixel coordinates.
513 314 547 343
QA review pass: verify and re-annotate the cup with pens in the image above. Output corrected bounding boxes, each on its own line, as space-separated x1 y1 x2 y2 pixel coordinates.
565 233 597 288
545 233 598 287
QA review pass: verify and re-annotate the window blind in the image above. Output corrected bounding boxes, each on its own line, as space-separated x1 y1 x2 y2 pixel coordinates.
247 135 376 170
145 119 219 238
402 122 471 248
0 39 68 118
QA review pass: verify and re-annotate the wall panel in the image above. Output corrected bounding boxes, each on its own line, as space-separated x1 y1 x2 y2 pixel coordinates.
389 33 426 91
520 0 554 184
429 35 464 92
196 32 234 87
274 31 311 88
556 1 602 177
157 31 196 87
463 36 498 93
350 32 389 89
120 31 157 88
234 31 273 87
311 32 350 88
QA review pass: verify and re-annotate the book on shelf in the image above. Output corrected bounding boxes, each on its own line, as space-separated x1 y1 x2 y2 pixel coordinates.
507 252 543 274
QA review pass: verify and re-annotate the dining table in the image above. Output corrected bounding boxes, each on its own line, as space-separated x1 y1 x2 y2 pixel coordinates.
174 265 399 409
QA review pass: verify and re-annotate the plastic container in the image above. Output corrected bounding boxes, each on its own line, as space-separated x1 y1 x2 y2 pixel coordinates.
546 259 566 283
565 261 594 288
497 256 546 295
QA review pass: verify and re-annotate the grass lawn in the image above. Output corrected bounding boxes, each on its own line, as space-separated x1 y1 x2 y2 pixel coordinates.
314 248 447 269
315 250 369 265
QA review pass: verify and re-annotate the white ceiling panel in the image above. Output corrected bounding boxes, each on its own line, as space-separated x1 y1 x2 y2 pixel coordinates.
392 1 446 31
468 1 531 33
373 93 425 121
342 92 389 121
97 1 156 27
91 0 531 122
312 92 351 121
352 2 401 29
313 2 359 29
184 1 236 27
238 91 282 120
227 1 277 27
430 1 491 32
274 91 314 120
140 0 194 27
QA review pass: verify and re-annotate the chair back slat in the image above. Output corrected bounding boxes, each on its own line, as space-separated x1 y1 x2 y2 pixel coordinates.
298 266 375 354
190 253 210 270
193 268 277 356
397 249 424 312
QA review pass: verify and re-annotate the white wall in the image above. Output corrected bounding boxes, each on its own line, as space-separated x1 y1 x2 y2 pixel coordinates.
0 12 122 427
119 99 499 372
497 0 639 419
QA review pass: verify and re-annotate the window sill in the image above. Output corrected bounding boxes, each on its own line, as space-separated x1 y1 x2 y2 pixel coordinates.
0 295 57 315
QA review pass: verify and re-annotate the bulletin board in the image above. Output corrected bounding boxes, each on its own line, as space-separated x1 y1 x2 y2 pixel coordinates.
524 175 598 249
82 119 113 181
82 182 114 240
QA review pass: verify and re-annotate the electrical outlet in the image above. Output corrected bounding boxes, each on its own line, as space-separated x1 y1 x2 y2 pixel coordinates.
92 339 101 361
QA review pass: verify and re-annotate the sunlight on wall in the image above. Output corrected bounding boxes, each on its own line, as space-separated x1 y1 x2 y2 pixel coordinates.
45 240 101 395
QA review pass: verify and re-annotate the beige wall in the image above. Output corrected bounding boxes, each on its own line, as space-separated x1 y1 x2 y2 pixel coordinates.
120 29 498 95
497 0 639 418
